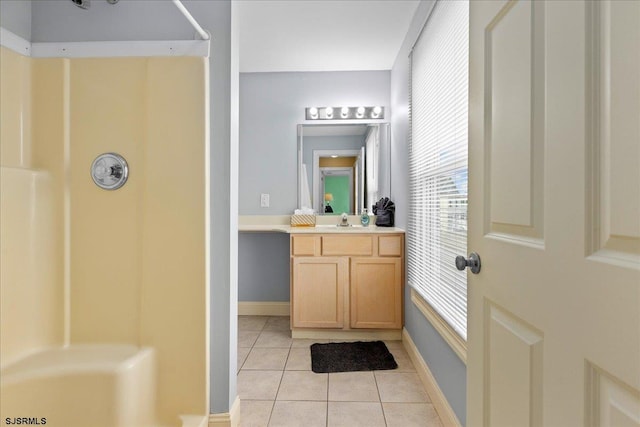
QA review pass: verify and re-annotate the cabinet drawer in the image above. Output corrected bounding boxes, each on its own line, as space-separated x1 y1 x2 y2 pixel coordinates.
378 235 403 257
322 235 373 256
292 235 318 256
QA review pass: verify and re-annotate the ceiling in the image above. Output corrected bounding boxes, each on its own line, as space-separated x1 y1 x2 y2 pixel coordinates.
238 0 420 73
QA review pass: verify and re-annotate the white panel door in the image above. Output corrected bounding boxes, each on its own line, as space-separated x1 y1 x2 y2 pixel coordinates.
468 1 640 426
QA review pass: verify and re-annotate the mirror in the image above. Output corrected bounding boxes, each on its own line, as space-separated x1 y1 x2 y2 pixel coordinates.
297 123 391 215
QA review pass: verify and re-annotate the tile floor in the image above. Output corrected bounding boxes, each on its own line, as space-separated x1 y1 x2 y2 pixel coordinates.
237 315 443 427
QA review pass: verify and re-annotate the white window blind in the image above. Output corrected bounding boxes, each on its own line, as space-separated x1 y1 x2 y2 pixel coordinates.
408 0 469 340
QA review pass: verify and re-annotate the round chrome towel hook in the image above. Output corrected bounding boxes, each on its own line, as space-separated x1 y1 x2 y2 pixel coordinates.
90 153 129 190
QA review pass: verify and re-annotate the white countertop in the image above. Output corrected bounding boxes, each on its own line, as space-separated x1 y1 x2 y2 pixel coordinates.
238 215 404 234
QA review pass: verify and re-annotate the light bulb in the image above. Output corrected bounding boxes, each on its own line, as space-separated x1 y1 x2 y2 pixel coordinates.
341 107 349 118
309 107 318 119
325 107 333 118
373 106 382 115
356 106 365 118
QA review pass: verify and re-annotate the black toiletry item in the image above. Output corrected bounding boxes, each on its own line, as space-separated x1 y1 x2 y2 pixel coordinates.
372 197 395 227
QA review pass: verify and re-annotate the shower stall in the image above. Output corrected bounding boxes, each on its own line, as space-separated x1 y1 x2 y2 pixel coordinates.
0 4 210 426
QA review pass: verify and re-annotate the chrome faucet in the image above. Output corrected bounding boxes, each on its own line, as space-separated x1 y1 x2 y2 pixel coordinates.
337 212 352 227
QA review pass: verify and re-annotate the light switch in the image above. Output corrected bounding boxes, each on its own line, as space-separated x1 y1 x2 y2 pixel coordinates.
260 193 270 208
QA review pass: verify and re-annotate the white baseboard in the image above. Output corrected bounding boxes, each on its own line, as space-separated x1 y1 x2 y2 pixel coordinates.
208 397 240 427
402 328 462 427
238 301 290 316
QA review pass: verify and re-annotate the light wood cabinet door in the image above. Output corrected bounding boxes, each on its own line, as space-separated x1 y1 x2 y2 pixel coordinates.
291 257 348 329
350 258 402 329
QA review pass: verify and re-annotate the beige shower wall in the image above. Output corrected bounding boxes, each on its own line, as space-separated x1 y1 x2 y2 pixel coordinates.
68 56 209 421
0 48 64 368
141 58 209 420
0 168 59 368
69 58 147 344
0 47 32 168
0 47 209 421
67 56 209 420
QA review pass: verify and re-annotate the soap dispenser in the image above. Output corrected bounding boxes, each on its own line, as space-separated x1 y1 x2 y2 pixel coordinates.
360 208 370 227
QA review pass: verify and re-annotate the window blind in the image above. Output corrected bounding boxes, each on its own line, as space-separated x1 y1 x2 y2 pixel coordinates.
408 0 469 340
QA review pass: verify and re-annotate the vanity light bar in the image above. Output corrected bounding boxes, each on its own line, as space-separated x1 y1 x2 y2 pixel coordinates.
306 106 385 120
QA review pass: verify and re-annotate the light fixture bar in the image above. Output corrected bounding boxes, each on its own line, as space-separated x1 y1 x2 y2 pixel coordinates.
305 106 384 120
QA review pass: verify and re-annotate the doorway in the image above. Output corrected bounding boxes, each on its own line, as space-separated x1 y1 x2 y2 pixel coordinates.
321 167 353 214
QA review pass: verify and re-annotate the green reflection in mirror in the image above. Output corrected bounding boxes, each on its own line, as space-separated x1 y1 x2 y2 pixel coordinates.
324 175 350 215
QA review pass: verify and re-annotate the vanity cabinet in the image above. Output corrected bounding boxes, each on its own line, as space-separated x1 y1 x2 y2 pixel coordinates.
290 233 404 334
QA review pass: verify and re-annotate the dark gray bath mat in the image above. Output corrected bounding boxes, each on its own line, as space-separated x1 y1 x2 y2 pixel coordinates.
310 341 397 373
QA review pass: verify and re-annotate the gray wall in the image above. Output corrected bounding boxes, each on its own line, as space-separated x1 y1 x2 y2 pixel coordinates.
238 233 290 302
0 0 32 40
31 0 190 42
390 1 467 425
238 71 390 303
239 71 390 215
28 0 237 414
